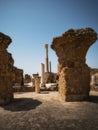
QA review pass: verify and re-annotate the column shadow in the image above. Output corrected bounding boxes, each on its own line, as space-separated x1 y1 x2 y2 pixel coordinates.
2 98 42 112
89 95 98 103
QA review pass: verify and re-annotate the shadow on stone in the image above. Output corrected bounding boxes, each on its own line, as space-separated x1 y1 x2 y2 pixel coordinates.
2 98 42 111
89 95 98 103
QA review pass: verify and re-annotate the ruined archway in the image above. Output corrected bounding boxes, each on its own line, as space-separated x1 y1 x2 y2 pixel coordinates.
51 28 97 101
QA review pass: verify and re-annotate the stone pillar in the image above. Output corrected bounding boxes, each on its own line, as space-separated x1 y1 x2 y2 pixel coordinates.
49 61 51 73
0 32 14 105
41 63 45 84
45 44 49 72
35 76 41 93
51 28 97 101
32 78 35 87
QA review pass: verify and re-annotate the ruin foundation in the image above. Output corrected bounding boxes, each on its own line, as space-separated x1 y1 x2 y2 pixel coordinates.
51 28 97 101
0 32 14 105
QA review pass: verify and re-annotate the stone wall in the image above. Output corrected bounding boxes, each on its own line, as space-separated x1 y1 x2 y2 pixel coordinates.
24 74 31 83
13 67 24 86
51 28 97 101
44 72 57 83
90 68 98 90
0 32 14 105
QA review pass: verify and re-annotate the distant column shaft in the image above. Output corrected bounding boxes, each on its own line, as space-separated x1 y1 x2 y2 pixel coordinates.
41 63 45 84
49 61 51 72
45 44 49 72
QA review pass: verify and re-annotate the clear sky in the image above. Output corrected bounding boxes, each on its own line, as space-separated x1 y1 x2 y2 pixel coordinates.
0 0 98 75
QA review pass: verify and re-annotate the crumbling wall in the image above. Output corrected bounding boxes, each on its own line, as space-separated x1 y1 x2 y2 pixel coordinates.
13 67 24 86
90 69 98 90
0 32 14 105
24 74 31 83
51 28 97 101
44 72 57 83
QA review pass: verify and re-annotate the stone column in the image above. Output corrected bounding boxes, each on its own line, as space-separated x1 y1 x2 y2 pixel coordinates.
32 78 35 87
35 76 41 93
51 28 97 101
41 63 45 84
49 61 51 73
45 44 49 72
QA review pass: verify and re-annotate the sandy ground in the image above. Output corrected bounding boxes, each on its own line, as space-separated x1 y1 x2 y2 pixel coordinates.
0 91 98 130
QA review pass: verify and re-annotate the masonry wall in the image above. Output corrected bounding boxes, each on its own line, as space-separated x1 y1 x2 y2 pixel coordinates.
51 28 97 101
0 32 14 105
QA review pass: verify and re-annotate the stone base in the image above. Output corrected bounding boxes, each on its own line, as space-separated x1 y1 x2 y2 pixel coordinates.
35 88 40 93
59 94 89 102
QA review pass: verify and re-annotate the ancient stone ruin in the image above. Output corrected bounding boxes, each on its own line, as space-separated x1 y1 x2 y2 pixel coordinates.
13 67 24 86
51 28 97 101
0 32 14 105
44 72 57 83
34 76 41 93
90 68 98 91
24 74 31 83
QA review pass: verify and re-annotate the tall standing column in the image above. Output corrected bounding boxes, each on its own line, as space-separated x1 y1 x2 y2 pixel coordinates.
41 63 45 84
49 61 51 73
45 44 49 72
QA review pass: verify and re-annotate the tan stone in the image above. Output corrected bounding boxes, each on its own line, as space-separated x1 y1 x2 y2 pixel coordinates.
13 67 24 86
45 44 49 72
51 28 97 101
90 69 98 90
44 72 57 83
34 76 41 93
0 32 14 105
24 74 31 83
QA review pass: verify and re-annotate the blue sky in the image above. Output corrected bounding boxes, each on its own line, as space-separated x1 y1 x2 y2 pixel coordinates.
0 0 98 75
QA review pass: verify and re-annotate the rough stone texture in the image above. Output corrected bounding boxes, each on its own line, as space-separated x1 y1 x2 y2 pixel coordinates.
34 76 41 93
44 72 57 83
32 73 39 88
90 68 98 90
24 74 31 83
32 78 35 87
51 28 97 101
0 32 14 105
32 73 39 78
13 67 24 86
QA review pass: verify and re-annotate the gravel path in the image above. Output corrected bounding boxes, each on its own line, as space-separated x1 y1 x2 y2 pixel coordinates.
0 91 98 130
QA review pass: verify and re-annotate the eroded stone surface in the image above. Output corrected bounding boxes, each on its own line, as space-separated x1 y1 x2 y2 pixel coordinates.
0 32 14 105
44 72 57 83
90 69 98 90
34 76 41 93
13 67 24 86
51 28 97 101
24 74 31 83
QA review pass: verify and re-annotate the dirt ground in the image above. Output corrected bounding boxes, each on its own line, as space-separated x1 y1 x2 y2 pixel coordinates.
0 91 98 130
